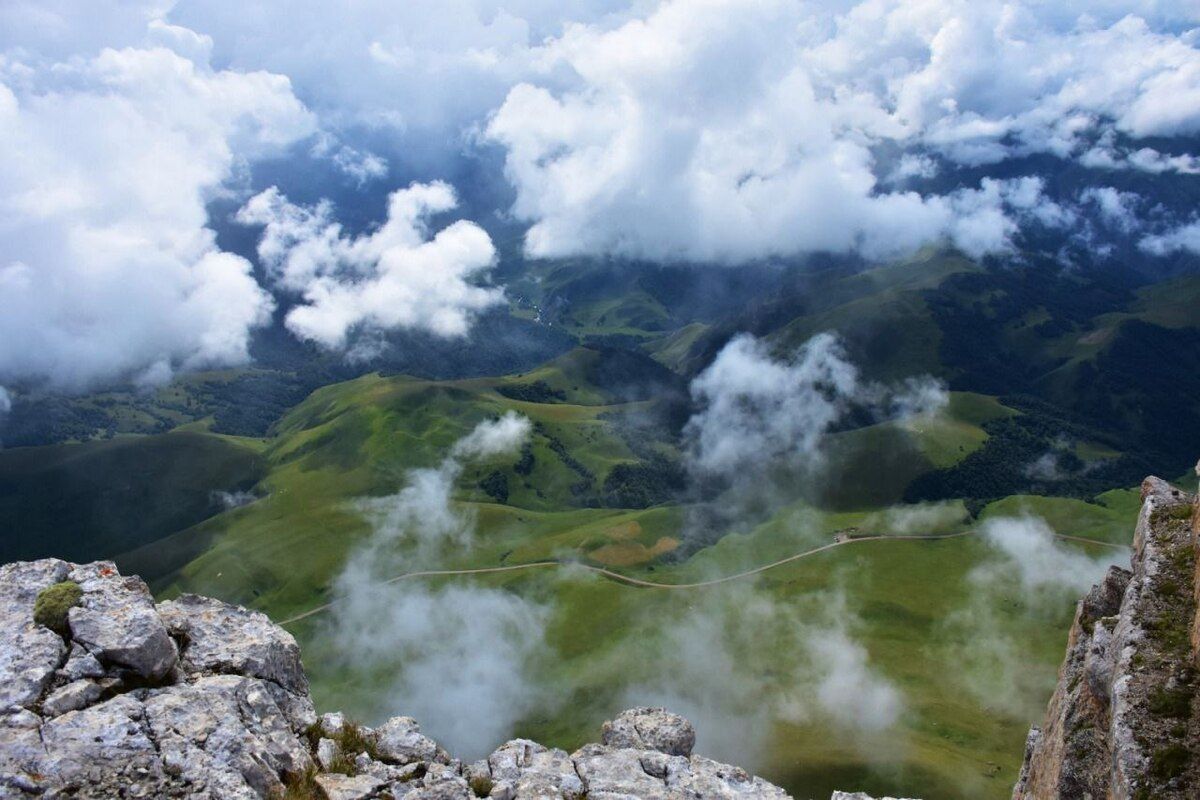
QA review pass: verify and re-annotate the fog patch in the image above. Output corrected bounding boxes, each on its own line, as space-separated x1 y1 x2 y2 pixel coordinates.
617 586 902 770
943 515 1126 716
682 332 947 541
213 490 257 510
861 502 966 535
978 516 1123 595
327 413 548 758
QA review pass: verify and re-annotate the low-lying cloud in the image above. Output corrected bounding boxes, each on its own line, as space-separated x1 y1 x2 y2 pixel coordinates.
683 332 946 518
238 181 504 351
618 586 902 769
943 514 1127 716
328 413 546 757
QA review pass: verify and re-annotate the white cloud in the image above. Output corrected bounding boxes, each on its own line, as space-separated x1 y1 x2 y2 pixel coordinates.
329 415 545 757
163 0 635 170
978 515 1124 596
619 586 902 769
310 132 388 185
237 181 504 349
1140 219 1200 256
1081 187 1142 233
486 0 1200 263
0 386 11 415
452 412 533 460
942 514 1126 716
1081 132 1200 175
684 332 947 482
0 17 314 390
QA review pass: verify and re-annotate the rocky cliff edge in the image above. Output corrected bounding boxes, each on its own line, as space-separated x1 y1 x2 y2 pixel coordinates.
0 557 908 800
1012 473 1200 799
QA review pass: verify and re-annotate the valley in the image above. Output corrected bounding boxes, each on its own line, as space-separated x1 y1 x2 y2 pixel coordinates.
2 247 1197 799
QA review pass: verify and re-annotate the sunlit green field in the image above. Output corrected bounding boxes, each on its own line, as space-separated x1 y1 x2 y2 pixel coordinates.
91 360 1141 800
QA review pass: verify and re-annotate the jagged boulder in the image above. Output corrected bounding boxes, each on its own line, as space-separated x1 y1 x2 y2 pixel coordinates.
157 593 308 694
67 561 177 681
600 706 695 757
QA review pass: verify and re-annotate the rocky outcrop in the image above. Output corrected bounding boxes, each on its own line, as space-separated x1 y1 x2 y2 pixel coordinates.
0 558 850 799
1012 475 1200 800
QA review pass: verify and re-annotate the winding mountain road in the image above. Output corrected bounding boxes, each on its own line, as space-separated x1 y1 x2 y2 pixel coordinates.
279 529 1126 626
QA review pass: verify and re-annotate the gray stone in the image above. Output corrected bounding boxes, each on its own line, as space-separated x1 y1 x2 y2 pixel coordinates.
143 674 312 799
0 708 49 793
675 755 791 798
42 679 104 717
59 644 105 682
315 772 388 800
374 715 449 766
320 710 348 738
317 737 342 771
406 775 474 800
571 743 674 799
487 739 583 799
601 706 696 757
39 694 168 793
67 562 177 681
0 560 71 710
157 594 309 694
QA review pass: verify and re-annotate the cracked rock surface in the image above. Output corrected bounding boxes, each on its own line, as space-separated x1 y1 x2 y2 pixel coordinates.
0 558 914 799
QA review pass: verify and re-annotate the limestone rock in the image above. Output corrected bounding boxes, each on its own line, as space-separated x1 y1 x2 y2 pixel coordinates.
39 694 173 796
158 593 309 695
0 708 50 794
42 679 104 717
67 561 177 681
143 675 313 799
487 739 584 799
314 772 388 800
0 559 71 709
1013 474 1200 799
59 644 105 682
0 558 802 800
572 743 678 799
600 706 696 757
374 715 450 766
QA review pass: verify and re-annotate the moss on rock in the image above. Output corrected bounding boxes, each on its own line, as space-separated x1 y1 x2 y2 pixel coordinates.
33 580 82 636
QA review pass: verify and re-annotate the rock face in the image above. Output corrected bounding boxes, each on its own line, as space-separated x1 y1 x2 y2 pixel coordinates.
0 558 829 799
1012 475 1200 800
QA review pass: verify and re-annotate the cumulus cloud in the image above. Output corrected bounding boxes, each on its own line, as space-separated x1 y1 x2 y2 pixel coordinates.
1140 219 1200 256
0 14 314 390
680 331 947 540
328 414 545 756
309 132 388 185
237 181 504 350
486 0 1200 263
164 0 631 171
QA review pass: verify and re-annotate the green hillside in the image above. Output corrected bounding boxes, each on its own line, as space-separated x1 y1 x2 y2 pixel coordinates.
0 431 265 563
